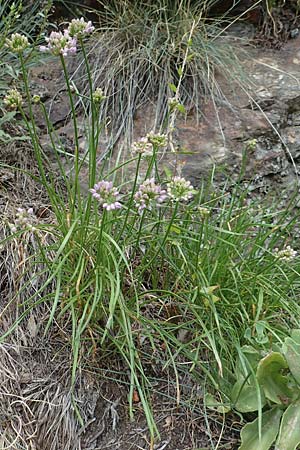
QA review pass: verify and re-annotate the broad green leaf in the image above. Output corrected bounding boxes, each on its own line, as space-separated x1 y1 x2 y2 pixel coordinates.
232 378 265 413
239 407 282 450
291 330 300 345
275 399 300 450
282 337 300 385
257 352 293 405
255 321 269 344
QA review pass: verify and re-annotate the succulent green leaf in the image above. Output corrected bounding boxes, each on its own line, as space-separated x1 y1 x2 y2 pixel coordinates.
257 352 293 404
231 378 265 413
282 337 300 385
239 407 282 450
291 330 300 345
275 399 300 450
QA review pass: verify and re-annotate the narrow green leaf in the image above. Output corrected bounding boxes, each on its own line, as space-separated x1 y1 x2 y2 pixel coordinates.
257 352 293 404
176 103 186 114
239 408 282 450
275 399 300 450
168 83 177 93
177 66 183 76
236 346 261 379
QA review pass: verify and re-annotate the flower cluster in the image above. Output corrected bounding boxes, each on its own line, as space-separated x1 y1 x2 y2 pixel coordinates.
247 139 257 151
197 206 210 219
134 178 167 213
90 176 196 213
167 176 196 202
146 132 168 148
4 89 23 110
131 137 153 157
274 246 297 261
89 181 122 211
6 33 29 53
40 30 77 57
168 97 180 111
92 87 106 104
68 17 95 38
39 18 94 57
9 208 35 233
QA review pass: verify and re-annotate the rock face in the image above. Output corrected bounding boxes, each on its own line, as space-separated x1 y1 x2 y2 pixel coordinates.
129 30 300 195
179 31 300 193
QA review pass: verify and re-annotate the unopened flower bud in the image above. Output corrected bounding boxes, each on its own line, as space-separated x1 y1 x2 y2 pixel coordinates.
4 89 23 110
6 33 29 53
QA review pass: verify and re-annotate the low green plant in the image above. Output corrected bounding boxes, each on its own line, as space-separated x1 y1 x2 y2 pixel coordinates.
208 329 300 449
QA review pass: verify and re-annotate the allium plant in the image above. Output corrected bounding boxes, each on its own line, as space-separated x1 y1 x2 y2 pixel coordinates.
89 181 122 211
146 132 168 148
68 17 95 38
132 137 153 157
134 178 167 213
39 30 77 56
9 208 35 233
5 33 29 53
3 88 22 109
92 87 106 104
167 176 196 202
274 245 297 261
4 13 300 450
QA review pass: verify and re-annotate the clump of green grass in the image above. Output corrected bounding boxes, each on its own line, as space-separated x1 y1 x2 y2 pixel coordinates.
67 0 246 150
2 19 300 448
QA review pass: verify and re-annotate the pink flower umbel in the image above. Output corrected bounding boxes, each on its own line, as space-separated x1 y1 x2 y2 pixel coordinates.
131 137 153 157
89 181 122 211
134 178 167 213
40 30 77 56
167 176 196 202
68 17 95 38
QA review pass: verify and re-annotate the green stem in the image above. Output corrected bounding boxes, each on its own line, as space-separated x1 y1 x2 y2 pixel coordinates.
141 201 179 275
60 54 81 212
19 54 47 183
96 208 107 265
39 101 73 204
79 37 97 191
118 154 142 241
133 209 146 256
